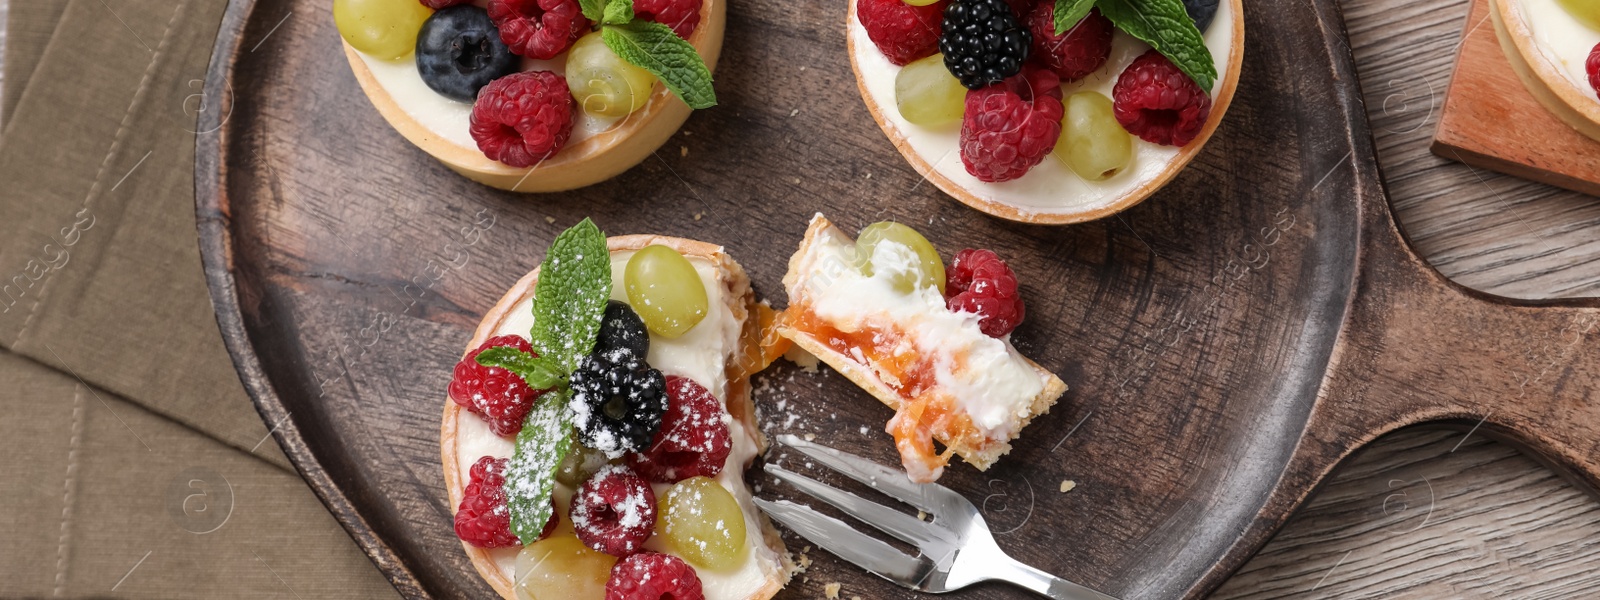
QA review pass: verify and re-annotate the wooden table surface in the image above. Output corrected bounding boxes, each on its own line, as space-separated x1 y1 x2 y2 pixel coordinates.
6 0 1595 596
1214 0 1600 597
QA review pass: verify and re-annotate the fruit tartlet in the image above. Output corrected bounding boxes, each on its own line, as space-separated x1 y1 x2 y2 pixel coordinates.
335 0 722 191
849 0 1243 224
1491 0 1600 141
441 220 793 599
777 214 1066 483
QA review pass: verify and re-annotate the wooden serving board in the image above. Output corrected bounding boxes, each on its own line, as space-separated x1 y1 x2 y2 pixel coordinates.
193 0 1600 598
1432 0 1600 196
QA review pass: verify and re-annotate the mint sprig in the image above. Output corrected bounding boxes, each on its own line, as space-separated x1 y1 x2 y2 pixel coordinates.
601 0 634 26
1096 0 1216 90
1052 0 1096 34
578 0 605 22
602 20 717 109
571 0 717 109
505 390 574 544
495 218 615 545
530 218 612 373
475 347 565 390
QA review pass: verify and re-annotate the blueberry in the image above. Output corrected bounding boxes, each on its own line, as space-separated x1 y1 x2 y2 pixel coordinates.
415 5 520 103
597 300 650 359
1182 0 1218 33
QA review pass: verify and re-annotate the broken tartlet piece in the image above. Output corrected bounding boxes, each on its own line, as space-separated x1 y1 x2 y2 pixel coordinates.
441 219 792 599
776 214 1066 482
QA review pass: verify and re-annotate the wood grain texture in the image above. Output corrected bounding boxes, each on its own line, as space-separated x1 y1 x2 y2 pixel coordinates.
1432 0 1600 197
1216 0 1600 597
191 0 1600 599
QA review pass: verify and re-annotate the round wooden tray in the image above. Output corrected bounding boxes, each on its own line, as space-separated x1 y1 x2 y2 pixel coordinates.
195 0 1600 598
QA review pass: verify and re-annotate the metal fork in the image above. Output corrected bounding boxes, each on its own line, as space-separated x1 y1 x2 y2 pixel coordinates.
754 435 1121 600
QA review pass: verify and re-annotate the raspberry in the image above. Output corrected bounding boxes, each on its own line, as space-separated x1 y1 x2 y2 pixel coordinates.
454 456 558 547
857 0 946 66
1112 50 1213 146
634 0 701 40
627 376 731 483
421 0 471 8
958 67 1063 182
571 465 657 556
1025 4 1112 82
1588 42 1600 96
1003 0 1036 17
470 71 575 168
487 0 588 59
605 552 705 600
449 335 553 437
945 249 1025 337
570 347 668 458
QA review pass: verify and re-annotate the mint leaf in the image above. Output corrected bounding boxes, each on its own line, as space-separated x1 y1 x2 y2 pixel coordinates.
1053 0 1096 35
530 218 611 373
505 390 573 544
475 347 565 390
602 0 634 26
1098 0 1216 91
602 22 716 110
578 0 606 24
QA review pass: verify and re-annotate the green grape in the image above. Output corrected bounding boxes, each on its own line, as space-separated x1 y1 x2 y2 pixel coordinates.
554 445 614 488
515 534 616 600
566 32 659 118
625 245 709 338
895 53 967 126
1056 91 1133 181
856 222 946 294
659 476 747 570
1557 0 1600 33
333 0 432 60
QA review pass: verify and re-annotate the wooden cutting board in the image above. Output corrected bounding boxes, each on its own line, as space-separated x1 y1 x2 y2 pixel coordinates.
193 0 1600 598
1432 0 1600 196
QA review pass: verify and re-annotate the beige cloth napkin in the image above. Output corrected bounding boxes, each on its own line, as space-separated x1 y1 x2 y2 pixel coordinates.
0 0 401 597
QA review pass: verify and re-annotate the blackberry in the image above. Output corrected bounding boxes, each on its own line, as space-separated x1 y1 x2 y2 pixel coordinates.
568 347 667 458
940 0 1031 90
597 300 650 359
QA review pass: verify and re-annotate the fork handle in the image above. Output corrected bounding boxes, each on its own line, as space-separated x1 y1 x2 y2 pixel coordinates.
995 557 1122 600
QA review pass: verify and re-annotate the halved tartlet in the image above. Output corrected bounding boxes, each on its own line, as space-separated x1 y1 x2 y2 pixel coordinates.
777 214 1066 482
847 0 1244 224
1491 0 1600 142
340 0 725 192
441 233 791 599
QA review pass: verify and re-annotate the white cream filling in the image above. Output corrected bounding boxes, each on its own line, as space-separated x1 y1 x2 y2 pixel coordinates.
1517 0 1600 101
453 251 778 599
849 0 1235 217
793 221 1046 439
353 0 623 153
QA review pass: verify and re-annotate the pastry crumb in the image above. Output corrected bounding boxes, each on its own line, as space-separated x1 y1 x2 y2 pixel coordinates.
790 109 800 117
917 510 927 521
785 345 821 372
694 212 704 221
681 145 689 157
804 433 816 441
824 583 841 598
1060 480 1076 493
544 216 555 224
